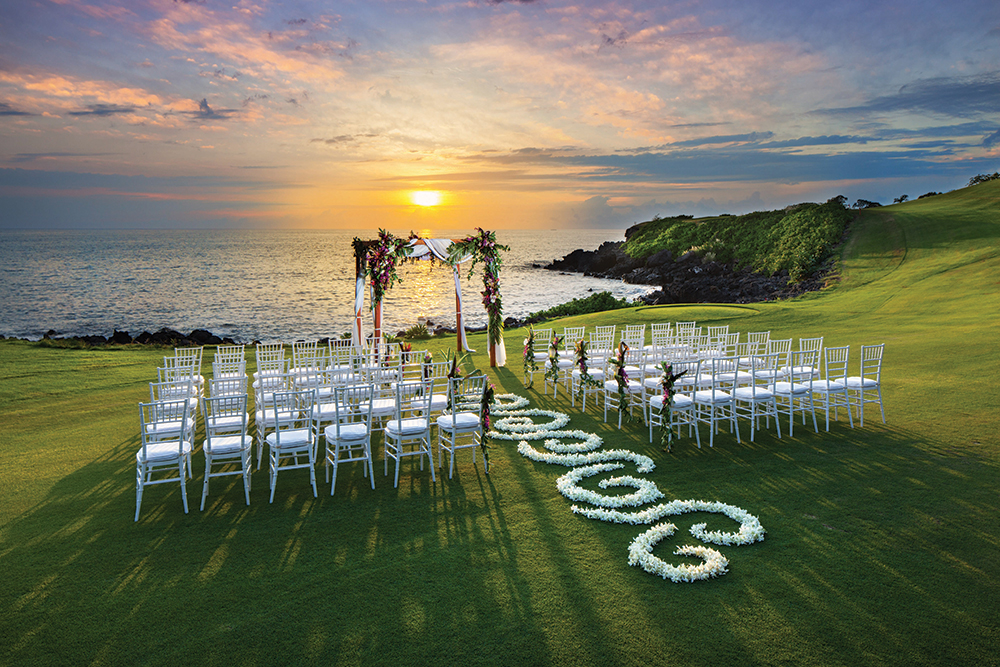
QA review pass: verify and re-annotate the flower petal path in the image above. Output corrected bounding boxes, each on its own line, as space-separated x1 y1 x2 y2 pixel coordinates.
487 393 766 582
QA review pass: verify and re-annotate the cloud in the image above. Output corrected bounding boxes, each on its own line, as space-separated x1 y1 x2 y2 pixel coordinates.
815 71 1000 118
982 129 1000 148
68 104 137 116
0 102 33 116
190 98 237 120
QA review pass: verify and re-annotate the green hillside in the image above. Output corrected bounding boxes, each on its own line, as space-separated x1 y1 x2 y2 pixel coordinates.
1 181 998 666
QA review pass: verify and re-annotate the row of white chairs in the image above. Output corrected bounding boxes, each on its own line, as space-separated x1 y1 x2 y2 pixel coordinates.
135 341 491 520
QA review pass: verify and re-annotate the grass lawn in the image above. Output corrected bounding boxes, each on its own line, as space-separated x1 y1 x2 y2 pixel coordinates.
1 182 998 666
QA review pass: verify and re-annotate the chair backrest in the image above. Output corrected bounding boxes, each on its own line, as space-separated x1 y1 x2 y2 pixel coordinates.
767 338 793 365
703 355 738 392
823 345 850 381
174 346 204 371
269 389 315 436
255 343 286 370
799 336 824 354
593 325 616 339
328 338 353 366
736 340 761 359
149 379 196 403
785 350 819 386
209 375 247 398
329 383 373 437
649 323 673 350
399 349 430 383
214 344 245 365
212 359 246 380
255 371 294 410
291 340 320 367
422 358 453 383
707 325 730 341
747 331 770 346
139 399 190 453
621 324 645 348
159 356 200 384
395 380 431 420
202 394 248 438
532 329 553 355
668 358 701 391
562 327 586 350
859 344 884 381
675 321 697 335
447 374 487 414
718 332 740 356
748 353 780 392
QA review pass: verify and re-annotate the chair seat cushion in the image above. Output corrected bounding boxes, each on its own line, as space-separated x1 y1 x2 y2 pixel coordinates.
812 380 846 392
650 394 694 410
386 417 429 436
733 386 774 400
717 371 753 384
360 398 396 416
325 423 369 441
436 412 481 430
845 376 879 389
786 366 820 379
144 419 194 438
204 434 250 454
771 381 810 395
137 440 192 462
205 414 248 432
573 369 605 381
266 429 313 448
753 369 784 381
695 389 733 403
604 380 642 393
545 359 575 369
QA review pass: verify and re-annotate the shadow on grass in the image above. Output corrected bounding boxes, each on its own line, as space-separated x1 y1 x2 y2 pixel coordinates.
1 396 999 666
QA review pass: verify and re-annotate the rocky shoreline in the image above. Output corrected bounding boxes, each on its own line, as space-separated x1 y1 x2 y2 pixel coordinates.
540 234 835 306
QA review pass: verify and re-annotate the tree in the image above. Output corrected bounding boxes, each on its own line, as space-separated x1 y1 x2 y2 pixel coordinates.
853 199 881 209
968 172 1000 187
893 195 909 204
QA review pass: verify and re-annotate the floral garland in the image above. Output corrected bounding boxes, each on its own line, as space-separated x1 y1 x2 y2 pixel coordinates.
422 351 433 381
480 383 495 473
658 362 688 452
574 339 602 398
544 334 563 388
448 228 510 351
484 392 766 584
522 326 538 388
607 341 632 422
357 229 411 306
628 524 729 582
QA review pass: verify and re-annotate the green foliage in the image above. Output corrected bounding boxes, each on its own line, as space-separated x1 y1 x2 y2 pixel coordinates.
526 290 633 321
401 323 431 340
624 199 853 283
968 171 1000 186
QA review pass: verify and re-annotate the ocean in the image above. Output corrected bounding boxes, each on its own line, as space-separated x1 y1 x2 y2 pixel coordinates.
0 229 651 343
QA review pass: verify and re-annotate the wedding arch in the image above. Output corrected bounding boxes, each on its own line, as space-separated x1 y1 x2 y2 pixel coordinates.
351 229 510 367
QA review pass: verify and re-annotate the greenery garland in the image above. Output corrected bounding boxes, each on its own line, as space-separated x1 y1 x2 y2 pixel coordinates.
575 338 602 399
480 383 495 473
448 228 510 351
545 334 563 387
608 341 632 422
522 325 538 388
658 362 688 452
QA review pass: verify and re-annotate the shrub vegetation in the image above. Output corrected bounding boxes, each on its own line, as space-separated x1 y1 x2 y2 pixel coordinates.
623 197 853 282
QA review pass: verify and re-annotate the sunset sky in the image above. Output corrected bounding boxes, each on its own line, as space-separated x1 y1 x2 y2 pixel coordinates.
1 0 998 230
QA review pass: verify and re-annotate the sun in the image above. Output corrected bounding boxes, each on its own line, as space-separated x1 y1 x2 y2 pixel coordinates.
411 190 442 207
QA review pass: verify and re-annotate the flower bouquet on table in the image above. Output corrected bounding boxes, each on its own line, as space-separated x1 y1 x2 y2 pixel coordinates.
575 338 601 399
545 334 564 388
658 361 687 452
523 326 538 388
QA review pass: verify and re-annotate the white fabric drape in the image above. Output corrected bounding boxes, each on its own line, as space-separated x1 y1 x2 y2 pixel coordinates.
352 276 365 351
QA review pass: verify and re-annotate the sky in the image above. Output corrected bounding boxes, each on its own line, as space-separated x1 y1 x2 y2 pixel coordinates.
1 0 998 231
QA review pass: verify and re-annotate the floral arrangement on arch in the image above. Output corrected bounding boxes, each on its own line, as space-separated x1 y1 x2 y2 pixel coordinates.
448 228 510 352
354 229 411 307
658 361 687 452
545 334 564 388
575 339 602 398
522 326 538 388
